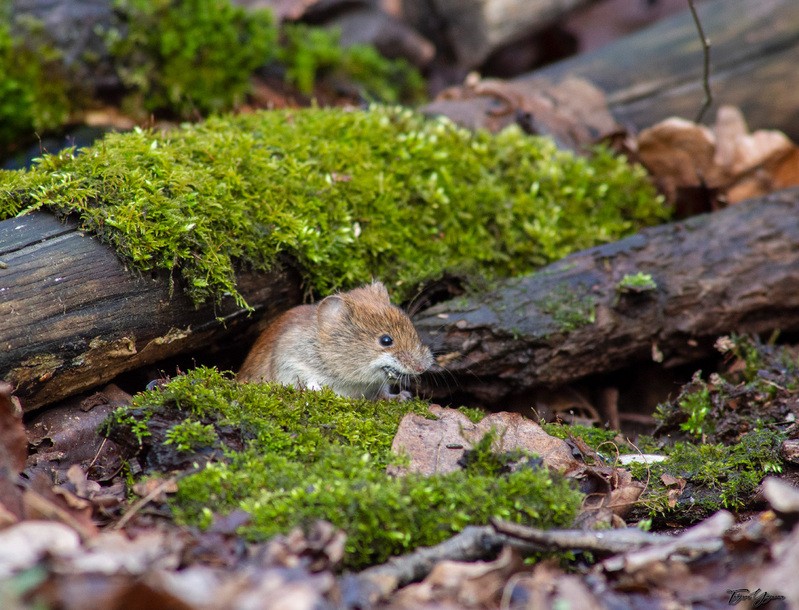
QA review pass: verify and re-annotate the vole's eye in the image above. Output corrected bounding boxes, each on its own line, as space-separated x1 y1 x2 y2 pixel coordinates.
379 334 394 347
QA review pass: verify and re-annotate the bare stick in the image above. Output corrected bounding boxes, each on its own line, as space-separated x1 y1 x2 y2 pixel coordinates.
688 0 713 122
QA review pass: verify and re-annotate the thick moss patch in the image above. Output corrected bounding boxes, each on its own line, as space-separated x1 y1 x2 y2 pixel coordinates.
107 0 277 118
108 367 583 568
0 106 666 306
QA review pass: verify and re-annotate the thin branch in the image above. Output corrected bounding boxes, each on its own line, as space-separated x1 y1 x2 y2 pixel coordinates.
688 0 713 122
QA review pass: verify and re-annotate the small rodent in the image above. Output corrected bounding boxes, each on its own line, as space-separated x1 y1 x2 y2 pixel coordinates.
238 281 433 400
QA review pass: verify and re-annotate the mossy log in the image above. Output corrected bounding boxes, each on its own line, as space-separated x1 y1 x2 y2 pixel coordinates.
0 212 301 412
424 0 799 144
5 188 799 411
415 188 799 405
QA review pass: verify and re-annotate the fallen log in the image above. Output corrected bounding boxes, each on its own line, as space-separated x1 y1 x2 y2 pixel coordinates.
6 187 799 411
423 0 799 145
0 212 301 412
415 188 799 405
399 0 592 68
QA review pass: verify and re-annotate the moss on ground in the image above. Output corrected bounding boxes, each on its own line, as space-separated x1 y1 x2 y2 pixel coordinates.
0 106 666 306
549 336 794 523
629 429 784 517
108 367 583 568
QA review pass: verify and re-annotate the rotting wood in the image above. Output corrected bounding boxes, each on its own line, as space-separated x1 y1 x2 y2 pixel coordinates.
0 211 302 412
415 188 799 405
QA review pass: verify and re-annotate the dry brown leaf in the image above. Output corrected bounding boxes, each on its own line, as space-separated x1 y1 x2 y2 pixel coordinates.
513 561 604 610
762 476 799 515
428 76 620 149
578 466 644 524
637 105 799 206
392 546 522 608
132 477 179 501
0 382 26 473
660 473 686 508
262 521 346 572
0 521 80 578
26 392 124 483
637 117 716 202
65 464 102 499
65 530 184 574
390 406 579 476
23 472 98 539
757 519 799 608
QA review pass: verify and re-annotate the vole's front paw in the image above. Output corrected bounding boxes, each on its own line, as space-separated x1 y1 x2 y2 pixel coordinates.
380 389 413 401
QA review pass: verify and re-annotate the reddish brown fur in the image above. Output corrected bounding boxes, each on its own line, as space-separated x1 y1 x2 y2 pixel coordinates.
238 305 315 381
238 282 433 399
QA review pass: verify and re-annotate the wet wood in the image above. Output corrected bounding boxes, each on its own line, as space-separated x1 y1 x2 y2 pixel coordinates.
0 212 302 411
415 188 799 405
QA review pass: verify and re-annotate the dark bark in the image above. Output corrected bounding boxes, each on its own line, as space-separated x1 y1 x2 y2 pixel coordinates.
0 212 302 411
416 189 799 404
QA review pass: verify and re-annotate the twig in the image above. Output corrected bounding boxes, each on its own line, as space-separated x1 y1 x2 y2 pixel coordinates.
112 458 211 530
688 0 713 122
113 477 179 531
356 520 665 601
356 526 503 598
490 518 663 554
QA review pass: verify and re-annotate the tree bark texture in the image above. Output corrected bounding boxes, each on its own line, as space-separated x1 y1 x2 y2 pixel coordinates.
415 188 799 404
0 212 302 411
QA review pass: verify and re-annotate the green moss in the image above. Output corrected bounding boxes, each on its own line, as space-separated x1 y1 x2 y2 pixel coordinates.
542 406 785 521
164 419 218 452
112 367 582 568
629 336 797 520
540 285 596 333
0 107 667 306
616 272 657 293
671 372 713 437
107 0 276 119
105 407 152 446
457 405 487 424
0 19 71 152
630 427 784 517
104 1 422 119
277 24 424 103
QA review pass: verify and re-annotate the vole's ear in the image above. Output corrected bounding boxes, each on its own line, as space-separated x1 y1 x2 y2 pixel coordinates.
368 281 391 303
317 295 348 326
